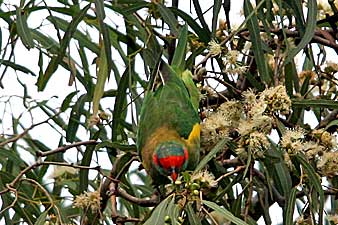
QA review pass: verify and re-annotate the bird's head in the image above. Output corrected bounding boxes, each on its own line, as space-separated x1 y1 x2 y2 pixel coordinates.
152 141 189 181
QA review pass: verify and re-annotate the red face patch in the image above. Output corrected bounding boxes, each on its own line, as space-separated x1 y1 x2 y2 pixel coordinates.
158 155 185 170
152 147 189 180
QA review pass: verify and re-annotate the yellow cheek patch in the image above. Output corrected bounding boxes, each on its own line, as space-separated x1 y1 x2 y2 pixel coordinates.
188 123 200 143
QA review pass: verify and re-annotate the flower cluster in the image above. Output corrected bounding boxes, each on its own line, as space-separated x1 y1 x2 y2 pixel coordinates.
172 170 217 201
43 214 76 225
280 128 305 154
327 214 338 224
247 131 270 157
208 21 249 76
317 151 338 177
324 61 338 74
202 86 292 159
223 49 248 75
317 0 338 19
201 100 242 149
236 94 272 158
280 127 338 174
208 40 223 57
260 85 292 115
73 190 101 213
190 170 218 188
236 87 291 158
298 70 316 85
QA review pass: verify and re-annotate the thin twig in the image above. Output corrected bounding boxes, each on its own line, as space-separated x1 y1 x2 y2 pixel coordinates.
316 109 338 129
21 178 63 224
0 114 58 147
222 158 243 168
202 206 219 225
0 161 101 195
117 188 159 207
215 166 245 183
0 185 18 214
36 140 99 157
195 33 235 68
204 75 242 95
244 164 253 222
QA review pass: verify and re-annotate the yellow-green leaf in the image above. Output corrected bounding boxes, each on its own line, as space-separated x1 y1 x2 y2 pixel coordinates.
92 43 108 117
16 7 34 49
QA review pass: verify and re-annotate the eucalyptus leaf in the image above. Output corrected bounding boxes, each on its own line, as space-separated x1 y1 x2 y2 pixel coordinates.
195 139 228 172
143 195 173 225
203 200 249 225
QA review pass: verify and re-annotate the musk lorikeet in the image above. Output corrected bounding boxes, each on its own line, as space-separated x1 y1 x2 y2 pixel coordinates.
137 63 200 184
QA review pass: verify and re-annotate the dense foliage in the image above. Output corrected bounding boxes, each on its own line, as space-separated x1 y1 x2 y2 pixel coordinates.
1 0 338 224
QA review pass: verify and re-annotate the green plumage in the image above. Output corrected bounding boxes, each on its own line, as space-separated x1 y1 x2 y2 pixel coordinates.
137 63 200 183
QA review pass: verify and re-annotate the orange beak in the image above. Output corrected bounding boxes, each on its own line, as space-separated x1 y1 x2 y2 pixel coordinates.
170 171 178 181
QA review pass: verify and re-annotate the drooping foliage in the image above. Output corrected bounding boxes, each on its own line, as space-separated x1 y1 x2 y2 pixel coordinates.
1 0 338 224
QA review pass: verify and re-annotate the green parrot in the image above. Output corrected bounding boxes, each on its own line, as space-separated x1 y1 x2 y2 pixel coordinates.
137 62 200 184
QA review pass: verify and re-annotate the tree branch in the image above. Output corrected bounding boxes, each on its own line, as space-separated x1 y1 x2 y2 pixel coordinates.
0 114 59 147
117 187 159 207
0 161 101 195
36 140 99 157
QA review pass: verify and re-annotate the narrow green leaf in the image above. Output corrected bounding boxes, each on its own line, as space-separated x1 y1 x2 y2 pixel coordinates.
170 7 210 43
212 0 222 36
274 162 292 196
157 3 179 35
168 197 180 225
66 94 87 142
31 30 59 55
111 68 129 141
285 187 297 225
284 0 317 65
242 150 251 178
186 203 202 225
124 2 149 14
284 62 296 96
39 4 91 91
34 210 49 225
285 0 305 34
295 154 324 225
79 130 100 192
231 193 243 218
96 141 136 152
0 60 36 76
244 71 265 91
171 24 188 71
16 7 34 49
0 149 26 167
0 28 2 48
92 44 108 116
110 152 135 178
325 119 338 131
292 99 338 109
264 141 292 196
60 91 79 112
244 0 271 84
300 75 311 96
195 139 227 171
37 50 44 87
95 0 112 79
203 200 249 225
46 17 99 54
143 195 172 225
192 0 210 32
